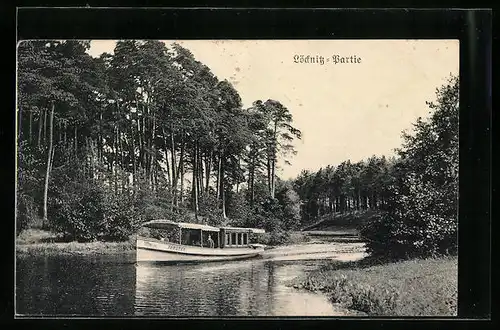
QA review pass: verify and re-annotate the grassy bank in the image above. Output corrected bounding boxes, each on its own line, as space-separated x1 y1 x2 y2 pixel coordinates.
16 228 309 256
16 226 350 257
16 229 136 257
290 256 457 316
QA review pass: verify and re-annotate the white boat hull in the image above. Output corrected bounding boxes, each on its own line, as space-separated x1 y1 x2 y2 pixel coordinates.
136 237 265 263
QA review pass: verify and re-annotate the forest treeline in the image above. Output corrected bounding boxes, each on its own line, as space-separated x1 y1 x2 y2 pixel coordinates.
17 40 458 258
293 155 396 223
293 75 459 258
17 40 301 243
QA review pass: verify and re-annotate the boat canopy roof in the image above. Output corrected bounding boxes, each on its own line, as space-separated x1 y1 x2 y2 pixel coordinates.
222 226 266 234
141 219 220 232
141 220 265 234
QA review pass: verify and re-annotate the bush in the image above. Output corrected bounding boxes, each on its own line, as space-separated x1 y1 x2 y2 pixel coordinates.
49 179 107 242
102 194 140 241
360 176 457 259
276 182 301 230
16 141 44 234
48 176 141 242
267 229 290 245
16 193 40 235
198 192 225 226
360 76 458 259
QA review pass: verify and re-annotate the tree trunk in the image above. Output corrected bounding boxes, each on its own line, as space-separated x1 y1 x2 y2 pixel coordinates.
192 142 199 216
130 122 136 190
249 152 255 207
198 151 203 198
37 109 43 150
170 123 177 189
216 153 222 200
221 160 226 219
266 156 271 197
119 129 126 194
172 137 184 207
250 169 255 207
154 163 159 192
149 109 156 189
179 139 185 204
205 150 212 193
270 121 278 199
137 117 144 170
271 158 276 199
235 156 241 194
222 186 227 219
162 127 171 186
42 102 55 227
165 149 171 186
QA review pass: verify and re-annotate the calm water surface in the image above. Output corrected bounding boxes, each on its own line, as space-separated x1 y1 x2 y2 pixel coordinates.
16 242 366 317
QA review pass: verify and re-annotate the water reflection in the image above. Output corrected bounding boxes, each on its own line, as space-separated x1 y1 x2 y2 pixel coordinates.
16 243 366 317
134 259 343 316
16 255 136 316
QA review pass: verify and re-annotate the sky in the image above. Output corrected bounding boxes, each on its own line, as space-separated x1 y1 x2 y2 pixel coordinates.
88 39 459 180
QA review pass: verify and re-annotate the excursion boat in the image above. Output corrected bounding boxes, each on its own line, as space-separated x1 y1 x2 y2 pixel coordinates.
136 219 266 263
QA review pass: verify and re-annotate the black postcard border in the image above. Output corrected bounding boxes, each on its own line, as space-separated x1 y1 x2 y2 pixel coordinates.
6 6 493 329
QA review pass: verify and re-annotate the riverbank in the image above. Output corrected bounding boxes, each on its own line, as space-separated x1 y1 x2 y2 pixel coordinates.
289 256 458 316
302 210 378 231
16 229 136 257
16 240 136 257
16 228 355 258
259 228 361 247
16 229 311 257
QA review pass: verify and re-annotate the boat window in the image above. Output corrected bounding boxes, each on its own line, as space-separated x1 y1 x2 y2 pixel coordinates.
186 230 201 246
237 233 242 245
225 233 230 246
243 233 248 245
231 233 237 246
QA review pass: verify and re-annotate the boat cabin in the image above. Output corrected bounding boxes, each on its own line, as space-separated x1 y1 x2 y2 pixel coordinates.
220 226 265 248
138 220 265 249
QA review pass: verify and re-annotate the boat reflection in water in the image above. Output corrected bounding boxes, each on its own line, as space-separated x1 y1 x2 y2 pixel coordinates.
134 258 346 317
136 220 266 264
16 244 365 316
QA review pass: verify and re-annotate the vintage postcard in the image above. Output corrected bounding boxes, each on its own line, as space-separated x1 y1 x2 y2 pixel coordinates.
16 39 459 317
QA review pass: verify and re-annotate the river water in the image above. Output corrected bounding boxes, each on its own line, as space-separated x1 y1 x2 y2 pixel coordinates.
16 241 367 317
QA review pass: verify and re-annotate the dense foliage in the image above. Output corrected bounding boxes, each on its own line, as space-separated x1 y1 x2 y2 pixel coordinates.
16 40 301 241
293 156 396 225
17 40 458 257
293 76 458 258
360 76 458 258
